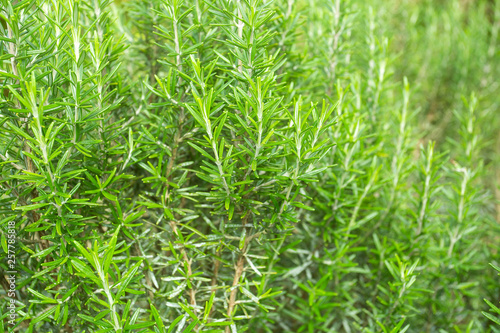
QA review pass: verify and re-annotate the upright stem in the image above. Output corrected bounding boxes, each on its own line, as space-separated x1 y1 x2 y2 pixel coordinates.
225 214 250 333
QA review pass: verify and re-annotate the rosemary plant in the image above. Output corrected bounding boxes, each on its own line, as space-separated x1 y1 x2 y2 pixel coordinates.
1 0 500 332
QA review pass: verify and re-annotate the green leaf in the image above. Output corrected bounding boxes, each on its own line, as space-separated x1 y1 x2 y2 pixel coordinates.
31 245 57 259
187 142 216 162
483 312 500 326
71 259 100 283
31 306 57 324
16 203 49 211
150 303 165 332
103 226 121 274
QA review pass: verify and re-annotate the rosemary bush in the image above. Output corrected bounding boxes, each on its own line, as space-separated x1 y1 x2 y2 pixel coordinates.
1 0 500 332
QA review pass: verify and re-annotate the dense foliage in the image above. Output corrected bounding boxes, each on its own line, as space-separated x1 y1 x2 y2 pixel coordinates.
0 0 500 332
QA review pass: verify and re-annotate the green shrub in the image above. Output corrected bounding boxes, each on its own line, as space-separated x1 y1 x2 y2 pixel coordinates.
0 0 499 332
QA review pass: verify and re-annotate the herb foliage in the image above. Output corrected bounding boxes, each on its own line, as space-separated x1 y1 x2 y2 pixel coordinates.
1 0 500 332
